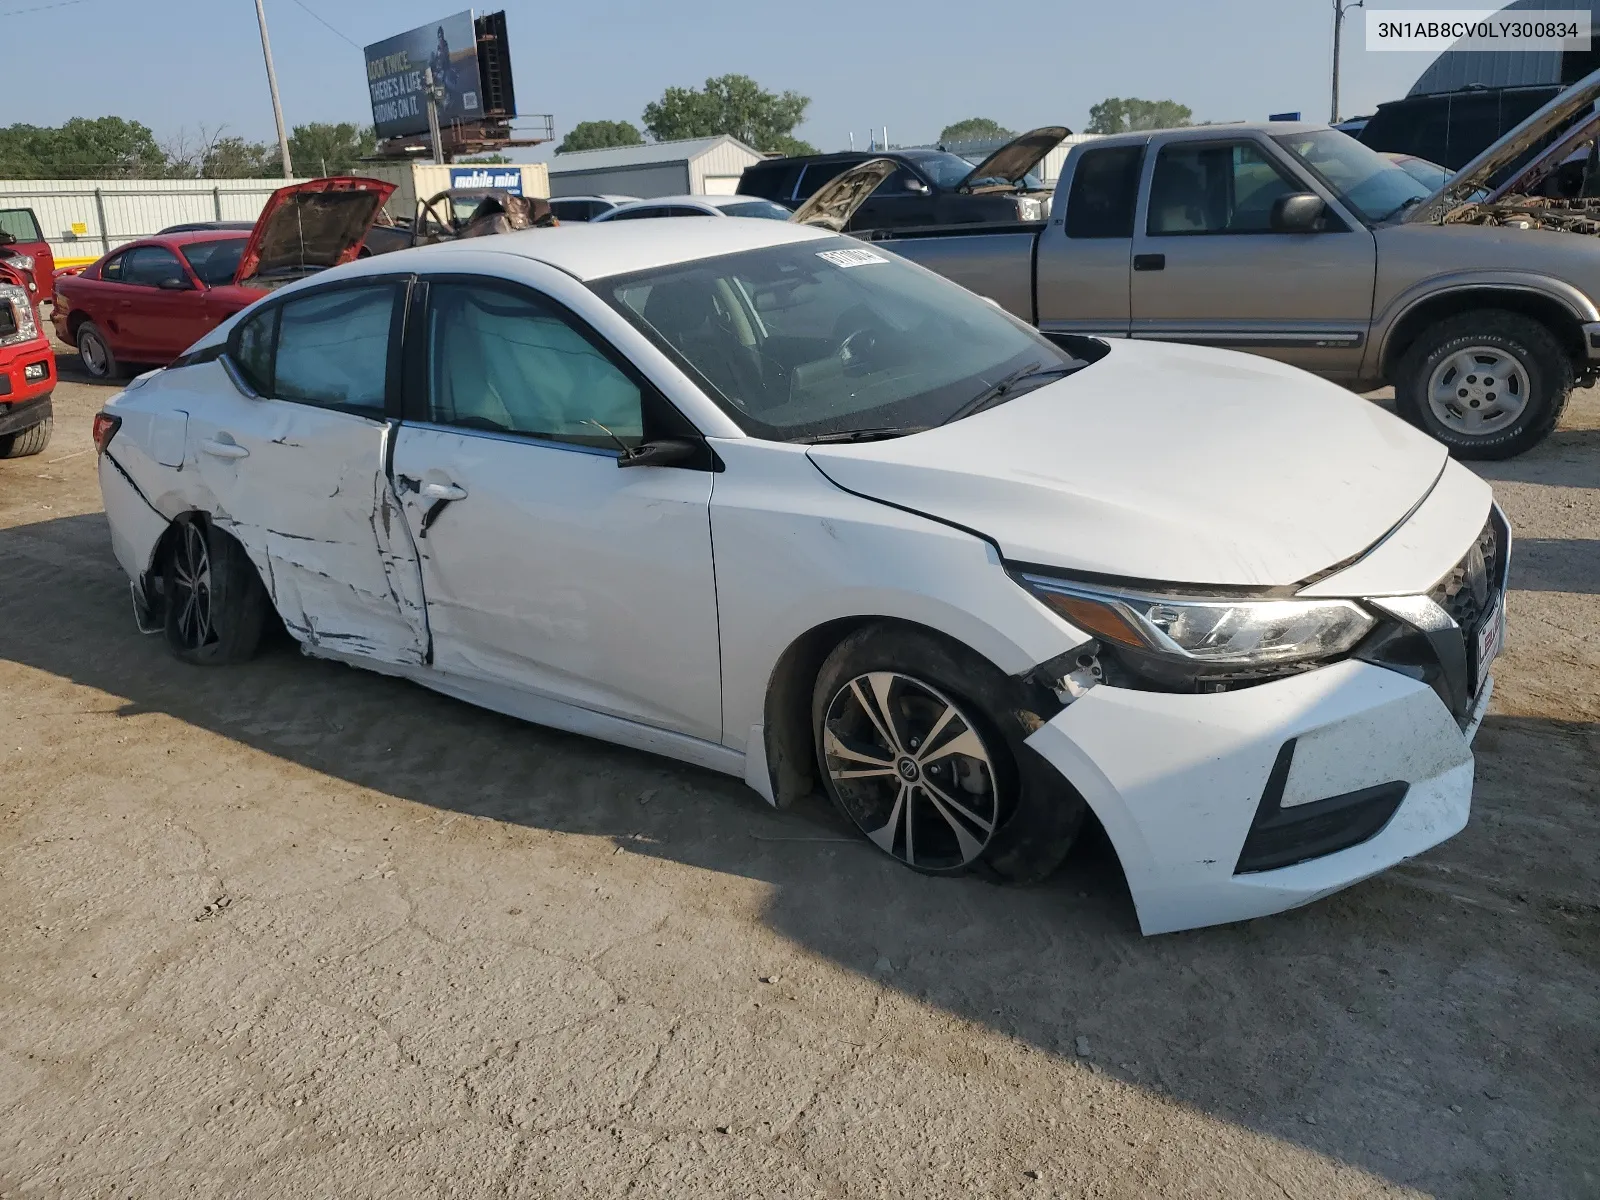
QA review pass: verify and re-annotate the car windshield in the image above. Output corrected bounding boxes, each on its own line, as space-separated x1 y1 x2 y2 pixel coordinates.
593 237 1082 441
899 150 978 189
1272 129 1432 222
717 200 794 220
180 238 248 286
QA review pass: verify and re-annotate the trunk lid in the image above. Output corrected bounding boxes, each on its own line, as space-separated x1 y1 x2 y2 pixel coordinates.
1409 65 1600 222
956 127 1069 193
806 339 1449 589
234 176 396 287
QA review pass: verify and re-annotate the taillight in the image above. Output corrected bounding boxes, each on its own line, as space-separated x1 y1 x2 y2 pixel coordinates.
92 412 121 455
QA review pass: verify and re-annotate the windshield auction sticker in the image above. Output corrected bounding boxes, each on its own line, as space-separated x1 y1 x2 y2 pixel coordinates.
817 249 890 268
1366 8 1590 50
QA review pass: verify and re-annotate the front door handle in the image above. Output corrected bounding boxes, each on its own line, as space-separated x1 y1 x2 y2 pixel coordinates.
420 481 466 501
1133 253 1166 272
200 438 249 459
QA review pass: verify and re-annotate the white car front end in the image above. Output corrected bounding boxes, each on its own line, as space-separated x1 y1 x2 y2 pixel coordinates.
91 220 1506 936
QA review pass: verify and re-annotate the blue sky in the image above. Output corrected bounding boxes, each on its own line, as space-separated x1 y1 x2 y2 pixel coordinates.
3 0 1459 159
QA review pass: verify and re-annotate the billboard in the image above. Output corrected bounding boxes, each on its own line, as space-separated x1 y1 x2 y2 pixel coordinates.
365 11 483 141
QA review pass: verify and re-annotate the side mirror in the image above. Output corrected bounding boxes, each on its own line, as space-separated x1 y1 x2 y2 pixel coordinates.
903 178 931 195
158 276 195 291
617 438 700 469
1270 193 1327 233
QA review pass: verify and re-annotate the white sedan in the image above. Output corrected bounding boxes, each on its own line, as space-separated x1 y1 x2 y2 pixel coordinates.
92 218 1507 935
591 194 795 222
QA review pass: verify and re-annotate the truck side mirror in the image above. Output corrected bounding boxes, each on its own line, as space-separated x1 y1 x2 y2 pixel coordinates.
1270 193 1327 233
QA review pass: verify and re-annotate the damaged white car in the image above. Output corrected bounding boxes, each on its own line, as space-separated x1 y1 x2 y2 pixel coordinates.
93 219 1508 935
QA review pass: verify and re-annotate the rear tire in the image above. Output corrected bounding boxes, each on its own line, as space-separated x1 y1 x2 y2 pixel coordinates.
161 517 270 665
1393 310 1571 460
0 415 51 458
76 321 119 380
812 623 1086 883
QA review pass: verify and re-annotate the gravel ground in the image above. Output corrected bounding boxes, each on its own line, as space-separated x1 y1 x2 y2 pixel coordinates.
0 356 1596 1199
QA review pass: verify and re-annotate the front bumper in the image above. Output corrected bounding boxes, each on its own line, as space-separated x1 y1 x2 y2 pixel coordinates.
1026 658 1477 935
0 340 54 410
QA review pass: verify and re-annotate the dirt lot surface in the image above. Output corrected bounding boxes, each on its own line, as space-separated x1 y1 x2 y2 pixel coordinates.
2 359 1597 1199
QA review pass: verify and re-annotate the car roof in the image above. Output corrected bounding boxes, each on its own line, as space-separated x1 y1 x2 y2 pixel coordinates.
1081 121 1333 148
114 230 252 254
334 218 833 282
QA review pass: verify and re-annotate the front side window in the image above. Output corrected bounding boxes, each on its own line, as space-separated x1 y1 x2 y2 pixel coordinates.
425 282 643 447
273 284 397 415
121 246 189 287
1066 145 1145 238
180 238 248 287
1272 129 1431 223
595 237 1082 442
1146 142 1300 235
231 306 275 393
0 209 43 242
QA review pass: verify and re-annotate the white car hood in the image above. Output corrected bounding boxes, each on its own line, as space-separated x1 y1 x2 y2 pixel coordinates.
807 340 1448 589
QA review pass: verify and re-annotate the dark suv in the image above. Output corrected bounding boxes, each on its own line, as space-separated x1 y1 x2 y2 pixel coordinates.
1357 85 1563 170
738 128 1065 231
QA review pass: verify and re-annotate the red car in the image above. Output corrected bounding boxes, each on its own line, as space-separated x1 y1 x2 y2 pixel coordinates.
53 177 394 380
0 247 56 458
0 207 56 303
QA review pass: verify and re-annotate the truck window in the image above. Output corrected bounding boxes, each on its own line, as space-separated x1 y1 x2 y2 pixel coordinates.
795 162 852 200
1146 142 1299 235
1065 146 1144 238
0 209 43 243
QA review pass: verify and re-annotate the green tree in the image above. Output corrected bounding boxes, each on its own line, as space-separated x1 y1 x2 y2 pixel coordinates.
202 136 277 178
938 117 1015 145
1085 98 1192 135
642 74 812 154
0 117 165 178
557 120 644 153
275 122 377 176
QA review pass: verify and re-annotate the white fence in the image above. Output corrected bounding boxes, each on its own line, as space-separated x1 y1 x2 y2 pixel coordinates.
0 178 313 267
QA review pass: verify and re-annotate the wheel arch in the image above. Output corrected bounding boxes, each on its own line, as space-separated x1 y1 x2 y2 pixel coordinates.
1377 283 1589 379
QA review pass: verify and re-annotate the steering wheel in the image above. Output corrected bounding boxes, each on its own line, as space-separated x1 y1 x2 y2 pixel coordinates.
837 326 880 373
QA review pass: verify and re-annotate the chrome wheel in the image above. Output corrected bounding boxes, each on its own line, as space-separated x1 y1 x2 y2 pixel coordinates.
79 329 109 377
170 522 215 650
822 671 1000 872
1427 345 1529 437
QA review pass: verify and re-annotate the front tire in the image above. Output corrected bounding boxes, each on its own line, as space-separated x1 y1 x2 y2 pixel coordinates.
76 321 119 380
161 517 269 665
812 624 1086 882
1394 310 1571 460
0 415 51 459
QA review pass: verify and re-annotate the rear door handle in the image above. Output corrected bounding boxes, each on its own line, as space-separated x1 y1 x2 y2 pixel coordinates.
1133 254 1166 272
200 438 249 459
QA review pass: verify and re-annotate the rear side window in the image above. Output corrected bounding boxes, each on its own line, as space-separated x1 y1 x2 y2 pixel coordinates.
228 283 398 415
606 207 669 221
741 161 804 201
795 161 852 200
1065 146 1145 238
0 209 43 242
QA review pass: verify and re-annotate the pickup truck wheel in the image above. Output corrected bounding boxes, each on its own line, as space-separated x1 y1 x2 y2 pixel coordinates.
812 624 1086 883
1394 311 1571 460
76 322 120 380
0 415 51 459
161 517 270 665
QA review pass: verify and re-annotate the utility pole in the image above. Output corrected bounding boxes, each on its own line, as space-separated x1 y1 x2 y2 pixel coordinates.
254 0 293 178
1331 0 1364 123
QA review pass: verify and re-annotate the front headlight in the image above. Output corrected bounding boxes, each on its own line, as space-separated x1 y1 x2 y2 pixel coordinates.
0 283 39 347
1016 573 1376 667
1014 196 1043 221
6 254 34 272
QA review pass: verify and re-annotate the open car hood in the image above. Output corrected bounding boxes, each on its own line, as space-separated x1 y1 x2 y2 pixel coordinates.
1409 65 1600 222
956 126 1069 193
235 176 396 286
790 159 898 231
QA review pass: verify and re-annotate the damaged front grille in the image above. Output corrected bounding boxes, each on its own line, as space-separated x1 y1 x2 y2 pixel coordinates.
1429 517 1503 648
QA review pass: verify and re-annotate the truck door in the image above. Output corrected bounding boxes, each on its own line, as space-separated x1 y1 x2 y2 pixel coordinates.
1128 135 1376 381
1033 143 1146 340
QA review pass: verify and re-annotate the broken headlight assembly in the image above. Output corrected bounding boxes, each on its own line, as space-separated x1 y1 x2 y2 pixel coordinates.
1013 571 1377 694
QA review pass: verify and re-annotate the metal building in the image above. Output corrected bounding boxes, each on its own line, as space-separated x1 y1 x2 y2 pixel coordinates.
547 136 764 199
1408 0 1600 94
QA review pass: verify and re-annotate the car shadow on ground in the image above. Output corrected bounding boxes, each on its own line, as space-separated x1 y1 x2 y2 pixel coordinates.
2 509 1598 1196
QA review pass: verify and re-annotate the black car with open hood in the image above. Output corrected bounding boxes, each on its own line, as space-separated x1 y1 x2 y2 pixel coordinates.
737 127 1067 232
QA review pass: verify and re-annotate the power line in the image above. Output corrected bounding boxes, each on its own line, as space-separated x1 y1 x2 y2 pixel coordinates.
288 0 358 48
0 0 94 16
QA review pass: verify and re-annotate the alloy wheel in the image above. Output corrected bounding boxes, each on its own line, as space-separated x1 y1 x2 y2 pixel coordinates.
822 671 1000 871
1427 345 1530 437
80 331 108 377
171 522 216 651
